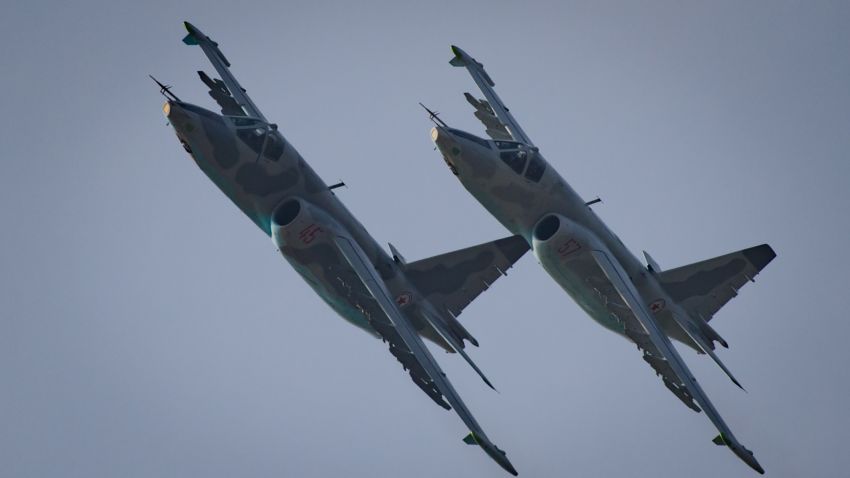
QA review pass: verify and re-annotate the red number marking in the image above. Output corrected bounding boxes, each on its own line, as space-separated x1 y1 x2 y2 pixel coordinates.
299 224 323 244
558 239 582 257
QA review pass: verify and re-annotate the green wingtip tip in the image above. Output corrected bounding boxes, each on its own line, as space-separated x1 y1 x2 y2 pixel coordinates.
712 434 727 446
449 45 466 66
181 21 199 45
462 432 478 445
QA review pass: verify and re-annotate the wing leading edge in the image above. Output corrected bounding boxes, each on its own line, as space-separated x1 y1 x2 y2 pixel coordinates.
333 234 518 476
182 21 267 122
590 249 765 474
449 45 534 146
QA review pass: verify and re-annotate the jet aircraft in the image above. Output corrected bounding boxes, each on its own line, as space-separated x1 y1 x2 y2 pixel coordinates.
429 45 775 474
157 23 528 475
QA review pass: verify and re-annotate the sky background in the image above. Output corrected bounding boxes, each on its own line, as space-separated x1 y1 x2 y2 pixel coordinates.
2 1 848 477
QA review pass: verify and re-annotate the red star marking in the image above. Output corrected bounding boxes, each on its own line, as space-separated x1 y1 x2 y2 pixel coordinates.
396 294 410 306
649 300 665 312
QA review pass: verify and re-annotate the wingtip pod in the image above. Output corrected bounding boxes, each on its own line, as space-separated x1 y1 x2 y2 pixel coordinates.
182 21 199 45
449 45 495 86
712 434 765 474
449 45 466 66
180 21 231 67
732 445 765 474
462 433 519 476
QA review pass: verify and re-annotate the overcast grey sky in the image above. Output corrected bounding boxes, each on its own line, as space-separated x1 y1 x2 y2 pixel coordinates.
2 1 848 477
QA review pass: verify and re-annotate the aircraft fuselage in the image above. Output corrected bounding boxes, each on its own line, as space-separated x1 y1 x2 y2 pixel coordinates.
165 101 450 347
431 127 696 348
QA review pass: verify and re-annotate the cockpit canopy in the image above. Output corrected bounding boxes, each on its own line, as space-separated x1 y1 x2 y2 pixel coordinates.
228 116 263 128
444 127 546 182
498 147 546 182
495 140 522 150
447 128 492 149
226 116 285 162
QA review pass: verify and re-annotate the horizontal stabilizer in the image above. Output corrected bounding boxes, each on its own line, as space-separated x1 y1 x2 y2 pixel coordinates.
659 244 776 323
406 235 529 320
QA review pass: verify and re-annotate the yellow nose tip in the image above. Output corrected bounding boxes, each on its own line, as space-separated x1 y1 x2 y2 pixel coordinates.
430 127 439 142
162 101 171 118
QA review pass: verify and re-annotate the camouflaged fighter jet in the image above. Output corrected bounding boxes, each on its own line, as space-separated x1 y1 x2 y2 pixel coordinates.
157 23 528 475
428 46 776 474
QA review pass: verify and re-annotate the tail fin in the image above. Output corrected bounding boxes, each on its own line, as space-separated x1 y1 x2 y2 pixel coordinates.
658 244 776 324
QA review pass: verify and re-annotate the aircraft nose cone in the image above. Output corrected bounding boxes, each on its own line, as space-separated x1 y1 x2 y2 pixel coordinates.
430 127 462 175
164 100 188 122
162 102 196 154
164 102 204 138
430 126 459 155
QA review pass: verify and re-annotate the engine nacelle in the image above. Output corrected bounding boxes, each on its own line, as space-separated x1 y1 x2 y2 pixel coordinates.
531 213 603 266
270 197 340 249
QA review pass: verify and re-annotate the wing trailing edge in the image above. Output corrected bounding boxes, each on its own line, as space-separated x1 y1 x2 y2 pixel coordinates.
590 248 765 474
332 233 518 475
658 244 776 324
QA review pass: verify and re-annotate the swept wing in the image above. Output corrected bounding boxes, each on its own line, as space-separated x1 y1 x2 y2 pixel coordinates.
449 46 534 146
590 248 764 474
333 233 518 475
183 21 267 122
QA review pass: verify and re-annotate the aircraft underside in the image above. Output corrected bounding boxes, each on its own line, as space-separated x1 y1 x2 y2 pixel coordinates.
279 245 380 336
537 251 697 350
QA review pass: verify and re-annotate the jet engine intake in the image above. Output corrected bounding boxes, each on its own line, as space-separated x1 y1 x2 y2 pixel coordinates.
270 197 341 250
532 213 605 267
533 214 561 242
